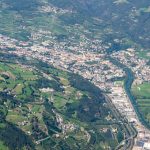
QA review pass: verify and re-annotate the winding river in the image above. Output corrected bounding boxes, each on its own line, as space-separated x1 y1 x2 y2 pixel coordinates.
108 56 150 129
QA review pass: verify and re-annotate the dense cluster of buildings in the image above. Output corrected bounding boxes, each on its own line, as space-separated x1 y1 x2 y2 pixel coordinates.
112 49 150 85
38 3 74 14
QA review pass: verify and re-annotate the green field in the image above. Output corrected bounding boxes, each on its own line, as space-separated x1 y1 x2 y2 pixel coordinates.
0 63 38 101
137 50 150 60
114 80 124 86
132 83 150 99
0 141 9 150
132 83 150 123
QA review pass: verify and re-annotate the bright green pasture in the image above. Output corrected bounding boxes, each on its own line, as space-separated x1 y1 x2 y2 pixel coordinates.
132 83 150 98
132 83 150 123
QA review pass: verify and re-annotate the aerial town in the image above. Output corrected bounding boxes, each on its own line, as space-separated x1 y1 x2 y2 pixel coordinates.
1 30 150 149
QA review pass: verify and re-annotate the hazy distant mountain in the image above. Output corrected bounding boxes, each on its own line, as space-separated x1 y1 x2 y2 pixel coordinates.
49 0 150 48
0 0 150 50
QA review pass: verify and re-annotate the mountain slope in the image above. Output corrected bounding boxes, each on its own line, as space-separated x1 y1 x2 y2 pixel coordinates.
0 53 124 150
0 0 150 49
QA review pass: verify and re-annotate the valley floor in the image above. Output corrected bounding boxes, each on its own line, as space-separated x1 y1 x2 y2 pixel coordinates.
1 34 150 149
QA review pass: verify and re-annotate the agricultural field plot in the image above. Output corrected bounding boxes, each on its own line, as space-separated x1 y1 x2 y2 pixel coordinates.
132 83 150 99
132 83 150 123
137 50 150 60
0 63 38 100
0 141 9 150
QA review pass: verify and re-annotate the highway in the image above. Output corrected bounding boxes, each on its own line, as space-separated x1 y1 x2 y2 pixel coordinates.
105 95 137 150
